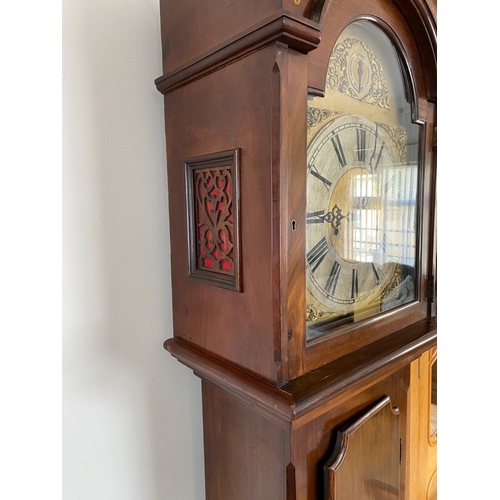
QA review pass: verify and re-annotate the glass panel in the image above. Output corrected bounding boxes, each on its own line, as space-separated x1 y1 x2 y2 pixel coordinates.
306 20 421 342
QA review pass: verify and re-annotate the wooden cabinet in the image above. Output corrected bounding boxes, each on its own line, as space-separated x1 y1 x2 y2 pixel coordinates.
155 1 437 498
166 320 436 499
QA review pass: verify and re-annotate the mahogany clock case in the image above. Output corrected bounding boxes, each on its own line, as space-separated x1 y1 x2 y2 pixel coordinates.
155 1 437 499
155 0 437 387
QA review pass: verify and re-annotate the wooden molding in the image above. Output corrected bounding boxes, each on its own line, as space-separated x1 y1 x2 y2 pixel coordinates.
155 11 321 94
164 318 436 425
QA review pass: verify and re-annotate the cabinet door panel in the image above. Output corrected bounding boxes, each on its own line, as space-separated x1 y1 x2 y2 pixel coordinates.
324 396 401 500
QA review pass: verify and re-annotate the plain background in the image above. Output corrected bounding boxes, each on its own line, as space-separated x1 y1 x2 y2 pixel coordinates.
60 0 205 498
1 1 499 499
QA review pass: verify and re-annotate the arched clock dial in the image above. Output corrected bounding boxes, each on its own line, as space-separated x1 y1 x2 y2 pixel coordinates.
305 20 421 340
306 114 402 316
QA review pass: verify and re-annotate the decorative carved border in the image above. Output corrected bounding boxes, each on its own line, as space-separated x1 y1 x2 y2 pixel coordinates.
185 149 242 292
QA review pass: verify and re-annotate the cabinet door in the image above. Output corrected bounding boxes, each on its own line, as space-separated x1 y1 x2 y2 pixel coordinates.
324 396 401 500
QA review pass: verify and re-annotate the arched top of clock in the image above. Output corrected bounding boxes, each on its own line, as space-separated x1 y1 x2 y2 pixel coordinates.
307 0 436 107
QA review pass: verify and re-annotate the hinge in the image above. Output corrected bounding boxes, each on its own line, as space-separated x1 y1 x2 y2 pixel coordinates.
433 126 437 148
428 275 436 302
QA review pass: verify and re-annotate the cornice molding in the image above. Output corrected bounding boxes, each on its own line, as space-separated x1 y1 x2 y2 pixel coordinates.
155 11 321 95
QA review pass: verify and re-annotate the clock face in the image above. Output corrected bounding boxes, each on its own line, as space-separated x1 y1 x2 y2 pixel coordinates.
306 114 398 309
306 20 421 340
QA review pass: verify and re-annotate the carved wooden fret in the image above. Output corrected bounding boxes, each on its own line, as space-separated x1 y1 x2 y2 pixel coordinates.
185 149 242 291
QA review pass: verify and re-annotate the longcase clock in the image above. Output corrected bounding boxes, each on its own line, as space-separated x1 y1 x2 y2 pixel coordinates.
155 0 437 498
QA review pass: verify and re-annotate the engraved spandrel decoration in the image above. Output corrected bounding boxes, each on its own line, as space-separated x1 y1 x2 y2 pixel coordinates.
305 304 338 323
379 123 407 164
326 37 390 109
185 149 242 292
307 107 341 134
194 167 234 274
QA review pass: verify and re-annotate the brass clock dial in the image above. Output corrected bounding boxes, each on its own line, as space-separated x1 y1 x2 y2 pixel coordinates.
306 114 399 311
306 20 421 340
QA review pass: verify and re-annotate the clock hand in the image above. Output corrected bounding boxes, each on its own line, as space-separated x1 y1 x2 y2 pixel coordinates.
357 60 364 92
369 124 379 170
307 205 349 235
330 204 349 235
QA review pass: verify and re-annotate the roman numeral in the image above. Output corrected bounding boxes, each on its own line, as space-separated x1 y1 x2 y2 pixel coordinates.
357 129 366 162
308 164 332 190
351 268 359 298
371 263 380 284
369 125 385 171
371 143 385 171
325 260 341 295
332 135 347 168
306 210 325 224
307 236 329 273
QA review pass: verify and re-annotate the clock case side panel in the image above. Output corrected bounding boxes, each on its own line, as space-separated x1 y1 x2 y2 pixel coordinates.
202 380 291 500
165 42 307 385
285 0 438 380
164 46 282 384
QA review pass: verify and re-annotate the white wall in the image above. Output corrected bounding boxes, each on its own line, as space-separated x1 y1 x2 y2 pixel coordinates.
63 1 205 498
58 3 500 499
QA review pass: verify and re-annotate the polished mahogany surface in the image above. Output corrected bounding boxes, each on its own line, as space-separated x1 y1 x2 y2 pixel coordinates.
156 1 437 498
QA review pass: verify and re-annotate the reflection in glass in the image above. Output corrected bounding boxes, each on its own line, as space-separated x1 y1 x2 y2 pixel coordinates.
305 20 422 342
